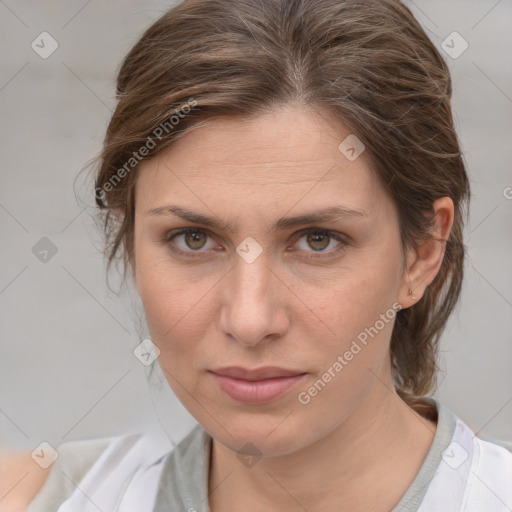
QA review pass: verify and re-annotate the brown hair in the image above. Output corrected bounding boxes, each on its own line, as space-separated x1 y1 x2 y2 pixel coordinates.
92 0 470 416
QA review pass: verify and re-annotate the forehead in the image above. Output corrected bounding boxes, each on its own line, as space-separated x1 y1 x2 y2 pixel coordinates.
135 106 387 217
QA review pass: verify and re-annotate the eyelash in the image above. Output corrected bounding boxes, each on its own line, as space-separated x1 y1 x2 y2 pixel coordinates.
160 227 348 260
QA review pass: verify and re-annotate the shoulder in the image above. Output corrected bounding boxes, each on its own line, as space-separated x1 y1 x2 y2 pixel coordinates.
447 416 512 509
2 435 114 512
450 410 512 471
462 434 512 509
26 429 174 512
478 436 512 454
473 433 512 471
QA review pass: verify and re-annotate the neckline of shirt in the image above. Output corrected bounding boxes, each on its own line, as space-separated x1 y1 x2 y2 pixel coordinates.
152 397 458 512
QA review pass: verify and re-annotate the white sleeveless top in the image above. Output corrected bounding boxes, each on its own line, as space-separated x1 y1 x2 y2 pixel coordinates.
29 401 512 512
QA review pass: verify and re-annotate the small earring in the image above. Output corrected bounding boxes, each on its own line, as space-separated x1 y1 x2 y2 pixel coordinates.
407 271 417 301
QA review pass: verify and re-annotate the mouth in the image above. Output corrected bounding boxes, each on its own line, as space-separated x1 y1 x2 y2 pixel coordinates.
209 366 307 404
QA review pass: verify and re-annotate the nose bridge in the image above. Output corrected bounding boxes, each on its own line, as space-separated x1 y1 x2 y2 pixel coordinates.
236 251 271 301
220 248 287 346
233 234 274 303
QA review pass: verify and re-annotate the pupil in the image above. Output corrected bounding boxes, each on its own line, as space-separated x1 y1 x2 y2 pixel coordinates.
186 230 206 249
308 233 329 251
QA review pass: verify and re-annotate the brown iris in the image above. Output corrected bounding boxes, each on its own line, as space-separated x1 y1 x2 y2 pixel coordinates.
184 230 208 250
306 232 330 251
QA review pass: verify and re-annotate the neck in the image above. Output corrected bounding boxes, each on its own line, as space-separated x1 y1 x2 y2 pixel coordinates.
208 384 437 512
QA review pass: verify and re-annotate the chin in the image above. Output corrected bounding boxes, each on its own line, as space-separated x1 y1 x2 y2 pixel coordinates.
205 409 312 458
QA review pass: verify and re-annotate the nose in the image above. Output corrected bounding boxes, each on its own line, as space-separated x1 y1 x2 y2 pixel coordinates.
218 252 290 348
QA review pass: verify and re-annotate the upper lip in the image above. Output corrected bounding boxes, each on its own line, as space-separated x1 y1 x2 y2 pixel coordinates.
211 366 306 381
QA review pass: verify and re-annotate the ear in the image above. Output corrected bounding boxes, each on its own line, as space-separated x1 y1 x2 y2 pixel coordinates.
398 197 455 308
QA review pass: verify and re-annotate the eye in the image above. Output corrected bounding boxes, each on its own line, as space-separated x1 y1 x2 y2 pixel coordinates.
162 227 347 260
291 229 347 259
162 228 219 258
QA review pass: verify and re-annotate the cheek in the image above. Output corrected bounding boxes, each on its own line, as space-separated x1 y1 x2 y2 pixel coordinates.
303 289 395 383
293 251 403 399
135 247 219 357
304 255 401 340
292 271 400 421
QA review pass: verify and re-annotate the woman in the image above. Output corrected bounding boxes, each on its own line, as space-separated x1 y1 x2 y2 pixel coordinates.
23 0 512 511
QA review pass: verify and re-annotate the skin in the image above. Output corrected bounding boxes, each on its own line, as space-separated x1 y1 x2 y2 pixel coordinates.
0 450 49 512
4 105 453 511
131 104 454 512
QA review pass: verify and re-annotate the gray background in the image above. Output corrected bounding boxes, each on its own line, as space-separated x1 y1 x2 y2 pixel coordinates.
1 0 511 453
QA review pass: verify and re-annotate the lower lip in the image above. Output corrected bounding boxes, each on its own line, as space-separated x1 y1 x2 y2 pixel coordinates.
211 372 307 404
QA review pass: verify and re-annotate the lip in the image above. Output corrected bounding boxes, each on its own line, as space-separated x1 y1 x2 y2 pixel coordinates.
212 365 306 380
210 366 307 404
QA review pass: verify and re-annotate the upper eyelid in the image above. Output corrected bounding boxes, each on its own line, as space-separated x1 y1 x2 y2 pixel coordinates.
166 227 346 249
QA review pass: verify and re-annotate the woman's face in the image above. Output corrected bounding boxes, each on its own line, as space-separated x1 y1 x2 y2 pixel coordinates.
133 106 411 456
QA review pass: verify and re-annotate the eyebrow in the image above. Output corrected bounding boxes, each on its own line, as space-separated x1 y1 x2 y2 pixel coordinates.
145 204 368 232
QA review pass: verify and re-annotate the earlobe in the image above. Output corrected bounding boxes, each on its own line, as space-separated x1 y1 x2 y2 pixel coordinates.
399 197 455 308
